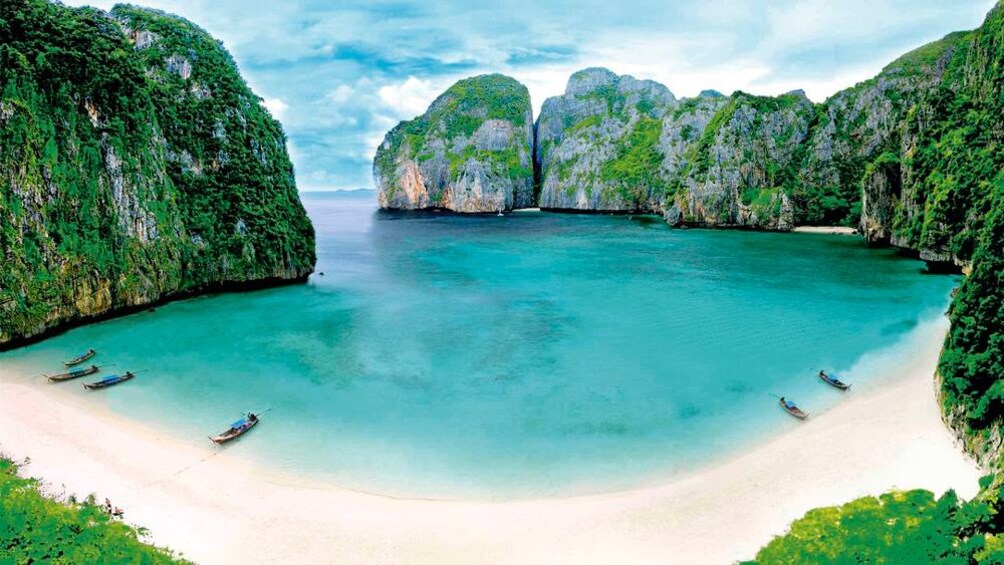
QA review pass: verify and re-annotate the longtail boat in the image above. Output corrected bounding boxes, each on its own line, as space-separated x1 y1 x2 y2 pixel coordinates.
84 372 135 390
47 365 100 383
818 370 851 390
64 349 96 366
210 413 259 444
779 397 808 420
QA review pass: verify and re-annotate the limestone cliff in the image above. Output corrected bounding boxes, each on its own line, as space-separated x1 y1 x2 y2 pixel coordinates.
803 32 968 231
664 90 816 229
373 50 963 236
656 91 730 223
536 68 676 211
0 0 315 346
374 74 534 212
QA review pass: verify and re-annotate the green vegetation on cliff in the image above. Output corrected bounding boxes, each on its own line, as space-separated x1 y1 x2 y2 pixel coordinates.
599 117 666 204
890 2 1004 448
376 74 530 179
0 0 315 346
0 457 188 564
795 30 971 228
374 73 534 211
535 68 675 211
110 4 316 289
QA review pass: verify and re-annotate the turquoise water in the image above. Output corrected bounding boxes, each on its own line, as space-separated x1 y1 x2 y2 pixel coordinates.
0 191 958 498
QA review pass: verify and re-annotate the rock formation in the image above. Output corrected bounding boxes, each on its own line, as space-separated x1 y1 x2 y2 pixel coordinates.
372 32 972 238
0 0 316 346
536 68 676 211
374 74 534 212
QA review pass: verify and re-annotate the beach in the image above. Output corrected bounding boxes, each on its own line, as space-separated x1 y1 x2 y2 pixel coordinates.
792 226 859 235
0 318 981 565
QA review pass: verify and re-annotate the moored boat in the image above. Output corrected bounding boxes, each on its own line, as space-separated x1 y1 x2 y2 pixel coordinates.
779 396 808 419
210 413 259 444
64 349 96 366
47 365 100 383
83 372 135 390
818 370 851 390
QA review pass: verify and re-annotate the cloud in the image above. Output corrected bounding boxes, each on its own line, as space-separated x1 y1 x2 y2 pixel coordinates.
261 97 289 120
326 84 356 104
377 76 445 121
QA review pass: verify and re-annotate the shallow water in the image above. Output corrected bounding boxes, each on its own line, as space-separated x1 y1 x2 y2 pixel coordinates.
0 191 959 498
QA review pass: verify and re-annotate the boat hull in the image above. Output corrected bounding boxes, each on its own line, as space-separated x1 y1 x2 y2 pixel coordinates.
48 365 100 382
210 418 259 444
64 350 96 367
818 372 851 390
779 399 808 419
84 373 134 390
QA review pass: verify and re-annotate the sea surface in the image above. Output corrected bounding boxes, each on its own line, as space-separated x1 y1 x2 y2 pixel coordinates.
0 191 960 498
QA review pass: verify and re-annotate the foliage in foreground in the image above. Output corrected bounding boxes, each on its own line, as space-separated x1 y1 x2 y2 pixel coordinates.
0 458 189 565
748 477 1004 565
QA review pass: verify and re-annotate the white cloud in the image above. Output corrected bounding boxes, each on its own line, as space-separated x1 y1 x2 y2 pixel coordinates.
327 84 356 104
377 76 443 121
509 66 576 115
261 97 289 120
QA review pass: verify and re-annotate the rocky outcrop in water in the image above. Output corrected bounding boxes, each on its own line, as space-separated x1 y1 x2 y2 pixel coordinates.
0 0 315 347
374 74 534 212
536 68 676 211
373 38 966 236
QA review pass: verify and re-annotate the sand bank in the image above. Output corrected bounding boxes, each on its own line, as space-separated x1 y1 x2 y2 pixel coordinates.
792 226 859 235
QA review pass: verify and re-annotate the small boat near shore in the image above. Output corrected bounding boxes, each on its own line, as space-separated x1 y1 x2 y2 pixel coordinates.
84 372 135 390
47 365 100 382
779 397 808 420
818 370 851 390
210 413 260 444
64 349 96 366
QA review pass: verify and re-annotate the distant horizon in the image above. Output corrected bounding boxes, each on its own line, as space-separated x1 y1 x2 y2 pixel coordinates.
299 187 375 193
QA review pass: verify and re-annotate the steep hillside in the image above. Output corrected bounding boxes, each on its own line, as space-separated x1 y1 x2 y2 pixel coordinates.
535 68 676 211
0 0 315 346
374 74 534 212
665 90 816 229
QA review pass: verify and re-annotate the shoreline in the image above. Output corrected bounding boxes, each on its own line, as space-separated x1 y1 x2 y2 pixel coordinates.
0 317 981 564
0 273 311 353
792 226 859 235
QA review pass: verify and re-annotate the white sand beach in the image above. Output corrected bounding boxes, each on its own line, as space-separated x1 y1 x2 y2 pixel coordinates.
0 319 981 565
792 226 859 235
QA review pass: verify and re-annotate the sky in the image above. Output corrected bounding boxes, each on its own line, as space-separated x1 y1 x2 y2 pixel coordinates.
66 0 997 191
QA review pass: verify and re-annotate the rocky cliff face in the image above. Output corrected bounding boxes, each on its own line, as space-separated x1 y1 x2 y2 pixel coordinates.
533 70 814 228
373 46 963 236
374 74 534 212
807 33 969 233
536 68 676 211
655 92 730 220
663 91 816 229
0 0 315 346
